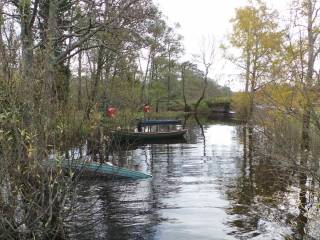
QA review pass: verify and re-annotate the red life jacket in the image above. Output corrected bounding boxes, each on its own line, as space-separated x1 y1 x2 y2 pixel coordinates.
143 104 150 113
106 107 117 118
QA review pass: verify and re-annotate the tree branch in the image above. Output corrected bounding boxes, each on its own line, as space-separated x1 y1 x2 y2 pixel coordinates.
29 0 39 28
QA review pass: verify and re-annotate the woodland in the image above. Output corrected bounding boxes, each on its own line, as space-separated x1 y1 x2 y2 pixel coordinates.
1 0 320 239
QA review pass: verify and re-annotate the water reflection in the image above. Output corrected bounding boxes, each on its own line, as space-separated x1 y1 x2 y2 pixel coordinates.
70 117 320 240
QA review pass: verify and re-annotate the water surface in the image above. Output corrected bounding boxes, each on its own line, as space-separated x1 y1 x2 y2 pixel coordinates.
70 119 320 240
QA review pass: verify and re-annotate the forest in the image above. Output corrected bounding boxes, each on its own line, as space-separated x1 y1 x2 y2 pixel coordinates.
1 0 320 239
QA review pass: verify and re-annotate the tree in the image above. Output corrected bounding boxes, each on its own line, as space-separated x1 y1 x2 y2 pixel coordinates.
181 62 192 112
228 0 282 122
140 21 183 110
163 25 183 110
194 37 215 113
141 16 167 103
290 0 320 152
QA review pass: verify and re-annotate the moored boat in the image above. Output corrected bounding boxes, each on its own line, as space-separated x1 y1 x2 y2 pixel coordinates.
140 119 182 126
111 129 187 143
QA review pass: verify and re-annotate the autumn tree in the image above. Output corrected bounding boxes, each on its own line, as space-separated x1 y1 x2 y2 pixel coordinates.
228 0 282 122
289 0 320 152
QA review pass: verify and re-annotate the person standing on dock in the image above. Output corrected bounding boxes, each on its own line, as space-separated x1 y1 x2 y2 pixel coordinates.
137 120 143 132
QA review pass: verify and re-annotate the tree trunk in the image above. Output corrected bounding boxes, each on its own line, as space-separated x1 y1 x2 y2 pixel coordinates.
167 43 171 111
86 46 104 119
194 69 208 113
247 35 258 124
301 0 315 153
78 51 82 109
245 43 251 93
45 0 59 102
181 64 190 112
245 45 251 123
43 0 71 105
20 1 34 83
0 6 9 83
248 75 255 124
142 49 151 104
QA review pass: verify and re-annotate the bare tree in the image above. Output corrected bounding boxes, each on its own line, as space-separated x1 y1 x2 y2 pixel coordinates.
194 37 215 113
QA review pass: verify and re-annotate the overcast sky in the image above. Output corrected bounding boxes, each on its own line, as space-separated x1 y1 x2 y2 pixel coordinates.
154 0 290 91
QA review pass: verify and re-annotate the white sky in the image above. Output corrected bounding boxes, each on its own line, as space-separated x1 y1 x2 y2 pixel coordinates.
155 0 290 91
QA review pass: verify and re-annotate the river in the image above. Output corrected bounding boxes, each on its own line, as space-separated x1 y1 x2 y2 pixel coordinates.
68 116 320 240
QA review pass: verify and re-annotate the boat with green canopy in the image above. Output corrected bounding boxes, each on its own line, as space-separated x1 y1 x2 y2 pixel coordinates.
139 119 182 126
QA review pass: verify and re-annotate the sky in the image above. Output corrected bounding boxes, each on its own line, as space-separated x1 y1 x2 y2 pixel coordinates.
154 0 290 91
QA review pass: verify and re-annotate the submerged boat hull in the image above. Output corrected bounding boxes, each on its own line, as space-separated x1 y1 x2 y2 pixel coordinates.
48 160 152 180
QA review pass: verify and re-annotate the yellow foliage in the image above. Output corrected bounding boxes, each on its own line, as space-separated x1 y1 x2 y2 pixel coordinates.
231 92 250 119
89 109 102 131
256 83 317 111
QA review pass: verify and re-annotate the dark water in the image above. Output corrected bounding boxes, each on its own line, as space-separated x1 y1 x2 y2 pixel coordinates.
69 119 320 240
